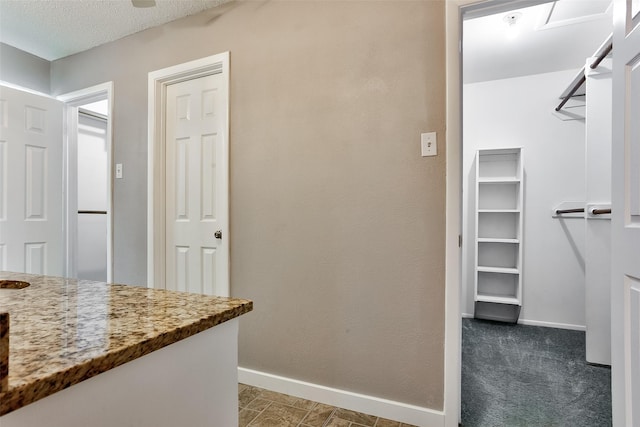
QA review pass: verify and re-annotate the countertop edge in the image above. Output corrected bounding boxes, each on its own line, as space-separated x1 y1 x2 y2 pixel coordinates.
0 300 252 416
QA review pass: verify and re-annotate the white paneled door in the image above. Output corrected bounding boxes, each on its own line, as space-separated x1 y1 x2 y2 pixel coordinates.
611 0 640 425
0 85 63 275
165 74 228 296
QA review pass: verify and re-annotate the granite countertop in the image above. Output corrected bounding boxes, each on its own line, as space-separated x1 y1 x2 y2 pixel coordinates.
0 271 252 416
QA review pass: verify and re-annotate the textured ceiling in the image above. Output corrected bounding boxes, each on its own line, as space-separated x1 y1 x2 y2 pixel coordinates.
0 0 613 84
0 0 228 61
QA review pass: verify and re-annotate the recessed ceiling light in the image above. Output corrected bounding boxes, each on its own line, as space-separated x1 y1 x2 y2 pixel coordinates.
503 12 523 40
503 12 523 26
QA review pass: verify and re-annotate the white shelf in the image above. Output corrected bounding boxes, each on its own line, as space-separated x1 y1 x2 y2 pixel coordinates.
478 209 520 213
474 148 524 318
477 238 520 244
478 177 520 183
476 294 520 305
477 266 519 274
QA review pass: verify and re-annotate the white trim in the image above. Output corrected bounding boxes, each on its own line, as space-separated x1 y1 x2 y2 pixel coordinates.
57 82 114 283
238 367 444 427
518 318 586 331
444 1 469 425
463 312 586 331
461 0 554 20
147 52 230 292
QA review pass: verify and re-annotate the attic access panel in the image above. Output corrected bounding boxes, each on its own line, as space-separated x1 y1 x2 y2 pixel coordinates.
542 0 612 28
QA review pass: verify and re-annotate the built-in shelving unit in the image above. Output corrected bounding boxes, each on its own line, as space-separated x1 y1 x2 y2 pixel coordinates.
474 148 523 322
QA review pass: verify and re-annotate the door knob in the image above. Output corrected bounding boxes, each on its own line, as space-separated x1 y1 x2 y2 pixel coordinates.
214 230 222 239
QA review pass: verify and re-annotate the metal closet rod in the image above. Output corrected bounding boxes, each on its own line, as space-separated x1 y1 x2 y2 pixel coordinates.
556 208 584 215
555 40 613 112
590 43 613 70
555 208 612 215
78 210 107 215
592 208 612 215
555 75 586 112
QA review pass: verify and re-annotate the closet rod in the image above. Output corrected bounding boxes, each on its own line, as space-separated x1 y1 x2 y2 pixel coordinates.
555 208 612 215
590 42 613 70
555 208 585 215
555 36 613 112
78 108 107 122
78 210 107 215
555 75 586 112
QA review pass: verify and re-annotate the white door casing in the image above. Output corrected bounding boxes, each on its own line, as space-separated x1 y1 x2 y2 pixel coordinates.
148 53 230 296
58 82 114 282
611 1 640 425
164 74 228 295
0 84 64 275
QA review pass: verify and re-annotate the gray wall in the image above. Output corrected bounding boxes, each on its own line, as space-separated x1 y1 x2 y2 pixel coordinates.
0 43 50 94
51 0 446 409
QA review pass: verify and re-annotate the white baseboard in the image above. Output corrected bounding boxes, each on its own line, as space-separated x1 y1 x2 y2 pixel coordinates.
462 313 585 331
518 318 586 331
238 367 445 427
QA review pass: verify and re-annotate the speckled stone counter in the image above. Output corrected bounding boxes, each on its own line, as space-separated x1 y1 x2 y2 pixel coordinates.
0 271 252 417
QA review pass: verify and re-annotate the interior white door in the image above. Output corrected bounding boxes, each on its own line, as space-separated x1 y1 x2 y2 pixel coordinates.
165 74 229 296
611 0 640 425
0 85 64 275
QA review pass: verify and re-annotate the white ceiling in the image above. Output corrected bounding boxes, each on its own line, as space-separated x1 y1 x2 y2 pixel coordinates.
464 0 613 83
0 0 228 61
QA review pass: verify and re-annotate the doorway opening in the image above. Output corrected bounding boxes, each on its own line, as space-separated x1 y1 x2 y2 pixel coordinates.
77 100 109 281
458 0 613 425
59 83 113 282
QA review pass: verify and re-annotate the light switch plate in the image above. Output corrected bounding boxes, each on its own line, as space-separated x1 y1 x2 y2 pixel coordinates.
421 132 437 157
116 163 123 179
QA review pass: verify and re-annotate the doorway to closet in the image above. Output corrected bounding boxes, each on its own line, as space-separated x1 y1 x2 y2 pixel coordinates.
76 100 109 281
59 83 113 283
460 1 613 425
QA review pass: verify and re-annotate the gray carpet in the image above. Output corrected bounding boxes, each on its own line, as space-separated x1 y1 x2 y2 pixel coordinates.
461 318 611 427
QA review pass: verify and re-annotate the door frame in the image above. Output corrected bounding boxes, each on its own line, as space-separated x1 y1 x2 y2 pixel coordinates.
444 1 559 425
58 82 114 282
147 52 230 293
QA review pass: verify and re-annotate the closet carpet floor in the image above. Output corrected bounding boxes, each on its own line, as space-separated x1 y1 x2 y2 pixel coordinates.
461 318 612 427
238 384 417 427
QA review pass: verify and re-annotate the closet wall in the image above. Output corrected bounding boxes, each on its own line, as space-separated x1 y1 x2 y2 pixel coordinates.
463 69 587 329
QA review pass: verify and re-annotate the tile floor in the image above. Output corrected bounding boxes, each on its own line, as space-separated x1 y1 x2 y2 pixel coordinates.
238 384 418 427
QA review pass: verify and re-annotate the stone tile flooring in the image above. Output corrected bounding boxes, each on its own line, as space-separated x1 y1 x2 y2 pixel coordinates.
238 384 418 427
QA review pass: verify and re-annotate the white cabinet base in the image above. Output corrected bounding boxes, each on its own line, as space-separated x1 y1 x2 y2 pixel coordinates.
474 301 521 323
1 319 239 427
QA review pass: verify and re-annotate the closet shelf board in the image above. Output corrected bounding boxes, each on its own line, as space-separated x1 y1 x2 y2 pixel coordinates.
478 209 521 213
477 238 520 243
477 266 519 274
478 177 521 183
